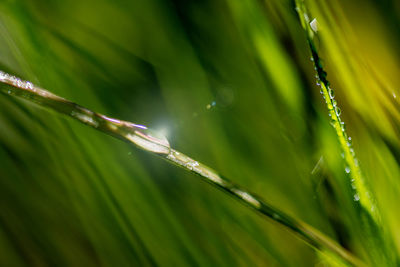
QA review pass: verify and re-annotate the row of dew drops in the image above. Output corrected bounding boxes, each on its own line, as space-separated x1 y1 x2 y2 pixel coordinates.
311 58 361 202
0 71 34 92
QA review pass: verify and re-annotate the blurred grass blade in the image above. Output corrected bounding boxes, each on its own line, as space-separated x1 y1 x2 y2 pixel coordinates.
0 70 363 266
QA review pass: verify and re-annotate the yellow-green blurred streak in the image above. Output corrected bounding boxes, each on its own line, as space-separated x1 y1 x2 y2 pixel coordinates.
226 0 303 113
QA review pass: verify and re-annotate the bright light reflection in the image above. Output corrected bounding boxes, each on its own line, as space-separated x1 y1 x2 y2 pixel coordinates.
157 127 169 139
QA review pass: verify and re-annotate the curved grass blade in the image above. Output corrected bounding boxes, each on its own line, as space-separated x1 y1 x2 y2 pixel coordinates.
0 70 364 266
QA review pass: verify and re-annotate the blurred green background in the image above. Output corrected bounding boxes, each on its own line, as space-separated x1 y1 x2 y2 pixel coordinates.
0 0 399 266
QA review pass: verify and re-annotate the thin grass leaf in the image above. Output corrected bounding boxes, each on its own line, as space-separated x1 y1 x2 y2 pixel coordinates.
294 0 378 222
0 70 364 266
294 0 398 265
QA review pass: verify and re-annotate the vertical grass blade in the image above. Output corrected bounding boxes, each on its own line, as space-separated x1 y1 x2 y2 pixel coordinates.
294 0 378 223
293 1 400 265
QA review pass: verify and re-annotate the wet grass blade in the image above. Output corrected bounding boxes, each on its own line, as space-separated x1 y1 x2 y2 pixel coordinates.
0 70 364 266
294 0 378 223
293 1 398 265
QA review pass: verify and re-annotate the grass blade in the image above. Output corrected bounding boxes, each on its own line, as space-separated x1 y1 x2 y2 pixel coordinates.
294 0 378 223
0 70 364 266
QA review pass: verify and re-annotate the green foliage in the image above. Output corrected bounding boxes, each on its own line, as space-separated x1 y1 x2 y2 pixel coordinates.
0 0 399 266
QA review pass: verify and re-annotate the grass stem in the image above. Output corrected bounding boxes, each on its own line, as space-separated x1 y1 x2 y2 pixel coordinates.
294 0 379 223
0 70 364 266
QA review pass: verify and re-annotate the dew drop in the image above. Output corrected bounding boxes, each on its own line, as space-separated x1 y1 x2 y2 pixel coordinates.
328 88 335 99
345 166 351 173
186 160 200 171
304 13 310 23
186 163 193 171
340 122 346 132
354 194 360 201
310 18 318 32
335 106 341 116
273 213 280 220
332 100 337 107
126 127 171 155
354 159 359 167
25 82 33 89
347 137 352 146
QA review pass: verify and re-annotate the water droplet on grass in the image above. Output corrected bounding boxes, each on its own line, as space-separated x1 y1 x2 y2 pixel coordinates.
335 106 341 116
304 13 310 23
310 18 318 32
340 122 346 131
126 127 171 155
328 88 334 99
